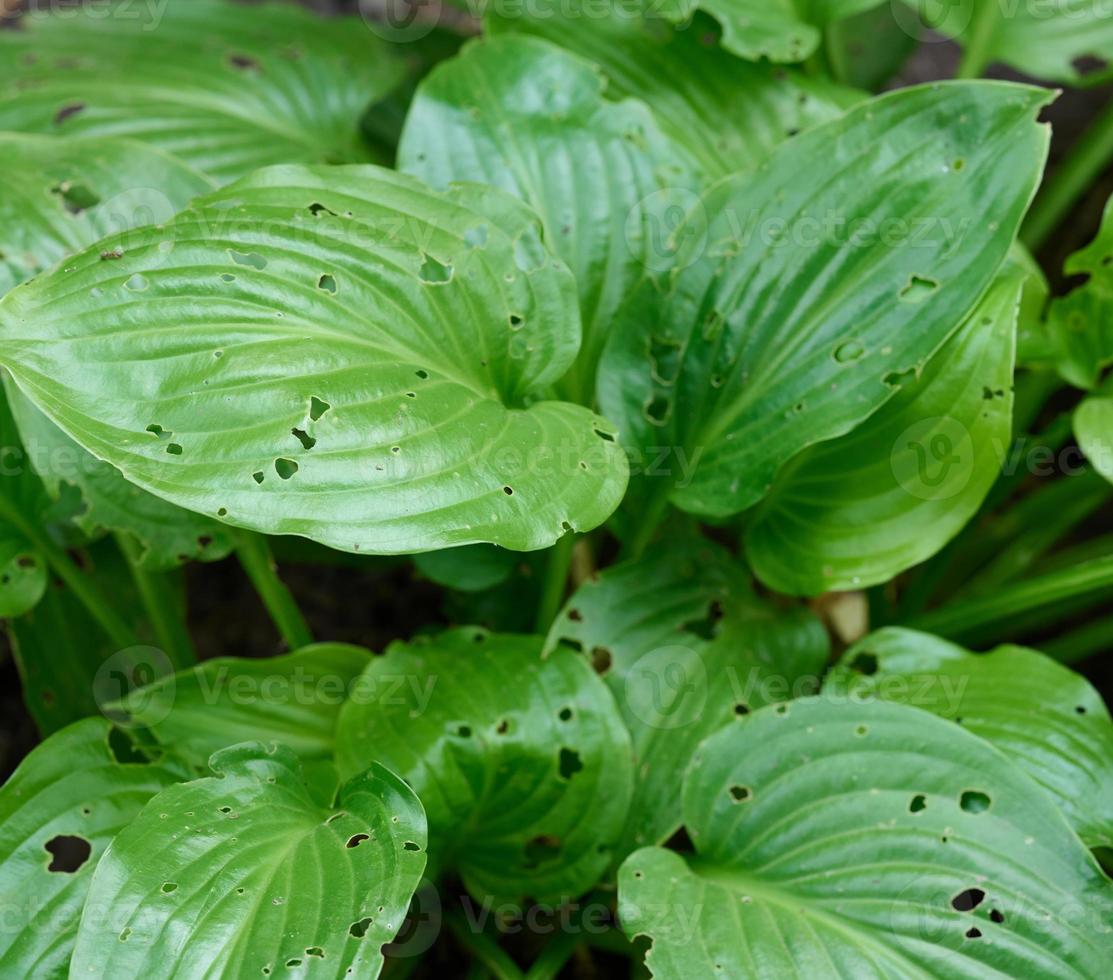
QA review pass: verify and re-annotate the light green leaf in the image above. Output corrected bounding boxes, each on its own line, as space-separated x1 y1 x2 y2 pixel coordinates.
650 0 819 63
619 697 1113 978
415 544 518 592
826 3 919 91
487 4 860 181
399 34 697 401
0 164 628 554
744 267 1021 594
598 82 1050 522
1041 193 1113 389
828 627 1113 848
909 0 1113 83
0 0 406 183
70 742 426 978
115 644 372 772
1075 395 1113 484
335 628 634 902
0 719 182 978
544 536 828 853
0 133 233 569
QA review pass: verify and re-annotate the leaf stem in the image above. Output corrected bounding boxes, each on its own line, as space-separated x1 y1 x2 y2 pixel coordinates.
1042 614 1113 664
524 930 581 980
535 532 576 633
115 533 197 668
623 480 672 562
904 555 1113 640
1023 95 1113 253
446 912 525 980
0 494 136 649
954 3 999 79
234 530 312 650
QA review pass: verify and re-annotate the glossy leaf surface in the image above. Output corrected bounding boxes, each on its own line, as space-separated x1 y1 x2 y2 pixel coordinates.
0 165 629 554
336 628 633 902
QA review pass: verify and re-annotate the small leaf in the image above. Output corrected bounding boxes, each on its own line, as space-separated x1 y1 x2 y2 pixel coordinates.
619 697 1113 978
414 544 518 592
0 165 628 554
744 266 1021 594
335 629 633 902
545 536 828 854
70 743 426 979
0 0 406 183
0 719 182 977
829 627 1113 847
1075 395 1113 485
115 644 372 771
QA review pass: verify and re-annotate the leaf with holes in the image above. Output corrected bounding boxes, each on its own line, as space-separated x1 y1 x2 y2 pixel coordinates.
70 742 426 978
618 697 1113 978
113 644 372 772
399 34 697 402
0 164 629 554
828 627 1113 848
0 0 406 184
598 81 1050 527
486 4 862 185
335 628 633 902
907 0 1113 83
0 133 234 569
544 536 829 854
743 265 1021 594
0 719 183 978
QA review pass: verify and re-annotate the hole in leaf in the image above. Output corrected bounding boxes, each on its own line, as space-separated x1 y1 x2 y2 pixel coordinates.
415 369 429 380
593 428 615 443
228 53 260 71
229 249 267 270
146 424 168 437
591 646 612 674
558 707 573 722
951 888 985 912
161 882 177 893
960 790 991 814
558 747 583 780
53 101 85 125
989 909 1004 923
849 651 878 675
568 608 583 622
729 785 751 803
346 834 369 848
291 428 316 450
350 917 373 938
502 486 514 496
645 395 670 425
308 202 337 217
833 339 865 363
274 458 298 480
317 274 337 294
456 724 472 738
419 255 452 284
44 835 91 873
402 841 420 851
909 794 927 813
496 719 510 734
166 443 183 456
305 947 324 958
252 471 265 484
124 273 148 292
309 396 331 421
965 927 982 939
898 275 939 303
733 702 749 717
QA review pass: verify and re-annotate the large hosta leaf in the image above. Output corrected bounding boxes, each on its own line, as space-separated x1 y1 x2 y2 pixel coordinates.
116 644 372 772
544 536 828 853
0 0 406 183
744 267 1021 594
335 629 633 902
71 743 425 978
829 627 1113 847
0 719 182 978
619 697 1113 978
0 132 233 568
599 82 1050 521
487 4 860 182
0 165 628 554
908 0 1113 83
399 34 696 401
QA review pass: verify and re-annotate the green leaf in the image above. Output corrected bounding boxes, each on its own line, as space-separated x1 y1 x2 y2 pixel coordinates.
1075 395 1113 484
0 718 182 978
115 644 372 772
829 627 1113 848
335 628 633 902
415 544 518 592
0 0 406 183
70 742 426 978
744 267 1021 594
0 133 235 569
1041 193 1113 389
487 4 860 181
619 697 1113 978
598 81 1050 522
544 536 828 853
0 390 51 617
399 34 697 401
909 0 1113 83
0 164 629 554
825 4 919 91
